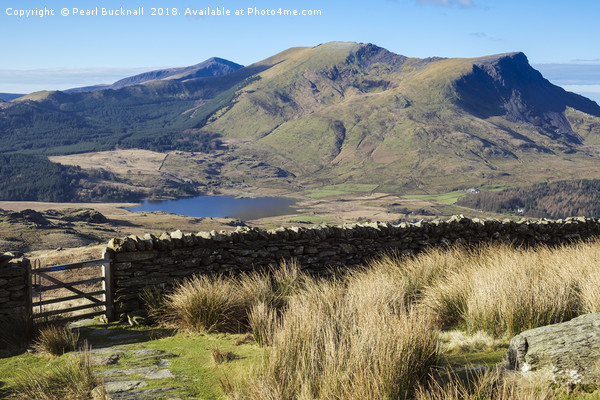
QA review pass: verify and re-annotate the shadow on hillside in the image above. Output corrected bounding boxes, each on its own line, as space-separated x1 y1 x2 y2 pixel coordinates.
108 219 138 228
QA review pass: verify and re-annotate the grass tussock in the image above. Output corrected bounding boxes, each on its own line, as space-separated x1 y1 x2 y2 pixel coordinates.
10 348 98 400
139 285 167 324
422 242 600 337
154 240 600 398
247 301 277 347
33 325 79 357
414 367 579 400
235 273 439 399
164 274 246 333
211 348 237 364
164 259 306 334
439 330 507 354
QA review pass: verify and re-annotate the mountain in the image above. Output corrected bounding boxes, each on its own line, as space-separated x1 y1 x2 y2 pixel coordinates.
63 84 111 93
0 93 24 101
2 42 600 194
64 57 244 93
192 42 600 190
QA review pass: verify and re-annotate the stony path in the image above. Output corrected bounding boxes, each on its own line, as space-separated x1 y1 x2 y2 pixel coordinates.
87 346 183 399
70 320 189 399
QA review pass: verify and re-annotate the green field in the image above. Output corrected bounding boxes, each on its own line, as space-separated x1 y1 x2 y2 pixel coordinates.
403 190 466 205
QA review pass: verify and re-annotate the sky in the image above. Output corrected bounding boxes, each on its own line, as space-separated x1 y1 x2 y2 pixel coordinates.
1 0 600 102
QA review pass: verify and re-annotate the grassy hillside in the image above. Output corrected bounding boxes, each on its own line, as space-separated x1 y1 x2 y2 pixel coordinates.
195 44 600 191
4 42 600 195
1 68 253 155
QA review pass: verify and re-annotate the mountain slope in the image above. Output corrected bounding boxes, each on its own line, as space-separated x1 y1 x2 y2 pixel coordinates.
64 57 244 93
1 60 257 154
191 43 600 190
0 93 24 101
2 42 600 193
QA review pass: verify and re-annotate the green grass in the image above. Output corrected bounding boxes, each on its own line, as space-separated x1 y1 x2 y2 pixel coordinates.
304 183 379 199
0 352 57 385
145 333 260 399
443 349 506 370
0 349 95 399
479 184 512 192
404 190 466 204
92 330 261 399
0 323 260 400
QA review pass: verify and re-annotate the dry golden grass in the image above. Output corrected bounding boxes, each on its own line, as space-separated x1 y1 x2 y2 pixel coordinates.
234 268 439 399
159 241 600 398
135 240 600 398
10 346 98 400
164 259 307 335
247 302 277 347
33 324 80 357
416 368 557 400
164 274 247 333
439 330 506 354
421 242 600 337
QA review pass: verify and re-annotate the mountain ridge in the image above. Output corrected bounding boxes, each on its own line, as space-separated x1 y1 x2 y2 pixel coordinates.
63 57 244 94
0 93 24 102
2 41 600 194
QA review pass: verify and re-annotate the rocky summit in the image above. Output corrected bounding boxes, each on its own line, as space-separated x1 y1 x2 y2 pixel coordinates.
3 42 600 194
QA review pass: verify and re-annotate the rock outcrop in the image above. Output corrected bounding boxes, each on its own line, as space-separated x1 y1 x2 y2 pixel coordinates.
502 313 600 388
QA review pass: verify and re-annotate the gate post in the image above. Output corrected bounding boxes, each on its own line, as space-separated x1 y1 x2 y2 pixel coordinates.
101 248 115 322
25 258 32 321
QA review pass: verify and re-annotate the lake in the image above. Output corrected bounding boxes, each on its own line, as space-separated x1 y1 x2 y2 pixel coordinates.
126 195 297 220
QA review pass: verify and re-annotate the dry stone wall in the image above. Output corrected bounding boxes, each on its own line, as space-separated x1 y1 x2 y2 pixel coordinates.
105 215 600 315
0 254 29 322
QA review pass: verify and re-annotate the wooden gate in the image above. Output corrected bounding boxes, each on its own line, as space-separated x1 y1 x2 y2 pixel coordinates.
31 250 114 322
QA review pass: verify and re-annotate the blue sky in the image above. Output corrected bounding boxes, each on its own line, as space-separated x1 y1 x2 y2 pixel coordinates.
2 0 600 102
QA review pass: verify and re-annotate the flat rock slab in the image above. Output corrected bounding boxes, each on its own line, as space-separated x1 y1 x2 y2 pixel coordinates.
144 368 176 379
68 318 101 328
92 352 124 366
502 312 600 387
110 333 147 341
157 359 171 367
104 380 148 393
132 349 160 357
97 366 157 377
86 329 146 341
106 386 179 399
78 346 128 355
